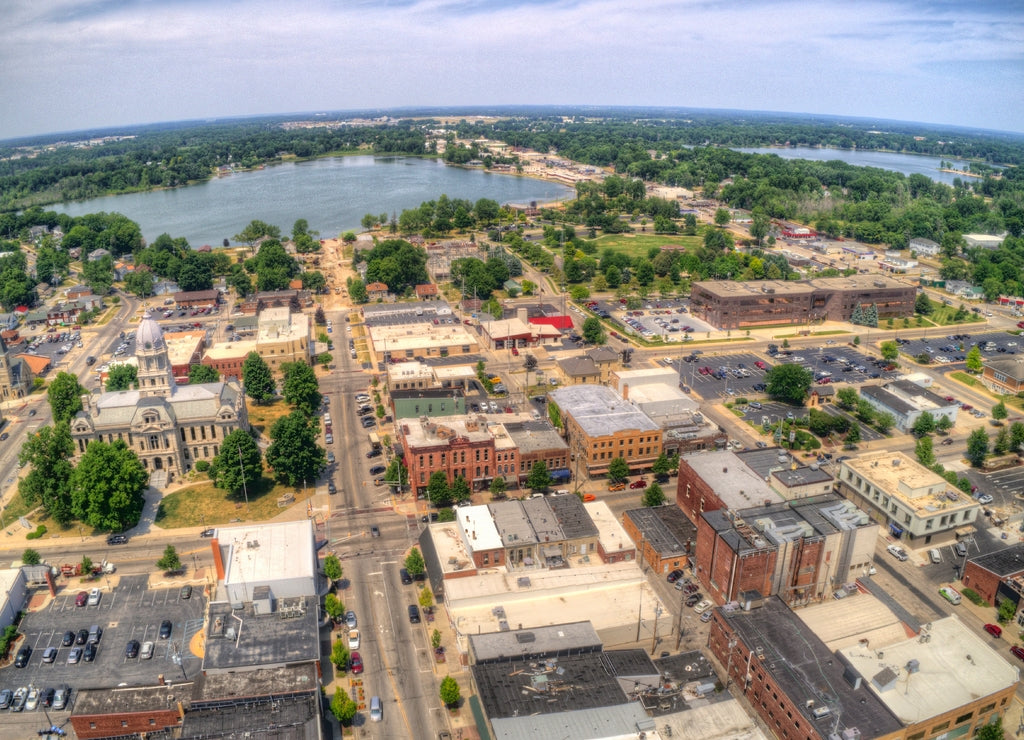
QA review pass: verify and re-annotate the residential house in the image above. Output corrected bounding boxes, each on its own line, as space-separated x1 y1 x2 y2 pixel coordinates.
909 237 941 256
366 282 389 301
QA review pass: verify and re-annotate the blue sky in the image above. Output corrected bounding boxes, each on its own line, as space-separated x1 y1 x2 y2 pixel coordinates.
2 0 1023 140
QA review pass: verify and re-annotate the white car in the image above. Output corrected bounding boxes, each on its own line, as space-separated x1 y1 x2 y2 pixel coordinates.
977 494 994 505
693 599 713 614
87 587 101 606
887 544 909 561
348 629 360 650
25 686 40 711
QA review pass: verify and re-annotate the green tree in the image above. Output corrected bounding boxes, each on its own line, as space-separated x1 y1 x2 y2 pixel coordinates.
330 639 350 671
265 411 326 487
489 476 506 499
651 453 671 480
714 208 731 227
209 430 263 497
966 428 990 467
47 371 86 423
845 424 861 447
936 415 953 434
241 352 275 404
324 593 344 623
234 220 281 254
582 316 606 345
992 401 1008 422
318 352 333 368
965 345 983 373
124 268 155 298
106 364 138 391
450 475 471 503
1010 421 1024 451
348 277 368 303
385 458 408 488
608 457 630 483
330 690 357 726
324 554 343 584
431 629 442 650
975 716 1004 740
281 361 322 417
156 545 181 572
81 555 93 574
914 292 933 315
765 364 812 406
642 483 666 507
994 426 1011 455
880 341 899 363
404 547 426 577
427 470 451 507
69 439 149 531
439 676 461 708
419 587 434 609
915 436 936 467
22 548 40 565
836 386 859 411
18 422 75 525
875 412 895 435
188 364 220 384
525 461 551 491
911 412 936 437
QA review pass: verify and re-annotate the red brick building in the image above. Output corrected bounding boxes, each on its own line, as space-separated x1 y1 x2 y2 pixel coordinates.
173 288 220 308
71 684 185 739
962 542 1024 610
400 415 498 495
675 450 781 525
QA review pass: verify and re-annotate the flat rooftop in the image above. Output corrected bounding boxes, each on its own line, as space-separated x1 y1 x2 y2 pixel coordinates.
489 499 539 548
400 414 494 449
771 466 833 489
73 682 194 716
682 450 783 509
468 621 601 663
454 504 503 552
795 592 913 652
722 596 904 737
837 617 1019 724
969 542 1024 577
546 493 599 540
203 599 320 671
162 330 205 366
217 520 315 586
843 451 978 515
584 501 634 555
368 321 476 353
623 505 695 557
549 384 659 437
503 419 568 456
192 663 319 703
695 275 906 298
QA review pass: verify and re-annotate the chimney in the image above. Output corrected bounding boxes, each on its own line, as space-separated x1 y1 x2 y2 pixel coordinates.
517 307 528 323
622 383 629 400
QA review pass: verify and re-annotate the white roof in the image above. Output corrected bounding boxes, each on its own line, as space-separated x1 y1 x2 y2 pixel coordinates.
583 501 633 555
218 520 315 586
457 504 503 551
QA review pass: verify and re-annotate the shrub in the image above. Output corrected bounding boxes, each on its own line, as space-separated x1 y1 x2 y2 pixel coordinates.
194 460 210 472
25 525 48 540
961 587 986 606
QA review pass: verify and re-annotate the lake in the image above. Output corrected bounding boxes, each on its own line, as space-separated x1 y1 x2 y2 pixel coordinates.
51 156 575 247
732 146 973 185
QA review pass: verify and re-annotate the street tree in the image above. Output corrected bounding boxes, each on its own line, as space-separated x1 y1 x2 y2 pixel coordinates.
157 545 181 572
992 401 1008 422
874 412 895 434
915 436 936 467
106 364 138 391
18 422 75 525
967 428 990 467
265 411 326 487
765 364 812 406
124 268 155 298
385 458 408 488
836 387 858 411
404 547 426 577
450 475 471 503
241 352 275 404
330 640 350 671
419 587 434 609
914 292 933 315
330 690 357 726
651 453 672 480
880 341 899 363
318 352 333 368
22 549 40 565
209 430 263 497
714 208 731 227
439 676 461 708
489 476 506 499
431 629 442 650
324 593 344 623
323 554 343 584
69 439 149 531
188 364 220 384
911 412 936 437
975 716 1004 740
1010 421 1024 451
525 461 551 491
608 457 630 483
936 415 953 434
315 305 326 325
642 483 666 507
965 346 983 373
994 426 1011 455
427 471 451 507
582 316 606 345
281 361 321 416
48 371 86 423
845 424 861 447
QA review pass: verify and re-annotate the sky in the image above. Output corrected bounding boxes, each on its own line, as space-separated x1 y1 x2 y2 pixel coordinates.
2 0 1023 141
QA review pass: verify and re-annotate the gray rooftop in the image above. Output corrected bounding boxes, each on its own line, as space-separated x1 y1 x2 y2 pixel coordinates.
546 493 600 540
521 496 565 545
622 505 696 557
771 466 834 489
549 384 659 437
985 356 1024 382
702 508 766 555
681 450 781 509
468 621 601 664
73 682 193 716
191 663 319 704
969 542 1024 577
491 704 652 740
504 420 569 455
181 694 320 738
735 447 802 479
860 384 917 415
721 597 903 737
558 355 600 377
202 599 320 672
488 500 539 548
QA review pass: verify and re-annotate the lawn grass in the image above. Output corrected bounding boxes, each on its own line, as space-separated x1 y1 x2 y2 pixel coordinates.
246 399 293 436
581 233 701 258
949 371 980 388
155 475 311 528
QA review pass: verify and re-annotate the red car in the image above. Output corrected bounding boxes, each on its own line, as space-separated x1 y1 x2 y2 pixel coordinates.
984 623 1002 638
754 361 767 370
943 396 956 403
1017 321 1024 329
1011 646 1024 662
961 404 973 411
350 651 363 674
816 377 832 385
75 591 88 607
629 479 648 490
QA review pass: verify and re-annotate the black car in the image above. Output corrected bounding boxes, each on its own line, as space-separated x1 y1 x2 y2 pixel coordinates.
369 465 386 476
328 481 337 494
666 569 684 583
125 639 140 658
83 642 97 662
107 534 129 545
76 628 89 645
685 593 703 607
366 449 382 458
400 568 413 585
14 645 31 667
370 525 381 538
62 630 75 646
200 528 215 537
408 604 421 624
159 620 172 639
420 513 439 523
40 687 55 708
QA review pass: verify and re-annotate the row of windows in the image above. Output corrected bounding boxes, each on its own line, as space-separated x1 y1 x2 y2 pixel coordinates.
591 448 655 460
591 436 658 450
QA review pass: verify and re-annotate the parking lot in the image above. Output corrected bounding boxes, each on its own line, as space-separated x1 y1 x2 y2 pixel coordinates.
781 343 895 385
737 398 886 444
1 576 206 702
579 298 715 344
898 331 1018 369
673 351 771 400
965 465 1024 516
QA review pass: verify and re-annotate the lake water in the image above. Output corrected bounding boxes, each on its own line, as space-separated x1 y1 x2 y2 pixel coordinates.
732 146 972 185
51 156 575 247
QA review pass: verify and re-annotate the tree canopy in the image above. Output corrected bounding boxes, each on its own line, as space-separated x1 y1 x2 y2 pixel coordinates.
765 364 812 406
241 352 275 404
265 411 326 486
209 430 263 497
69 439 149 531
281 361 321 417
48 371 86 423
18 422 75 525
106 364 138 391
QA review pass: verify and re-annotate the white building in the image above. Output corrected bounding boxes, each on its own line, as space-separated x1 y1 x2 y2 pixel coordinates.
213 520 320 604
859 379 958 432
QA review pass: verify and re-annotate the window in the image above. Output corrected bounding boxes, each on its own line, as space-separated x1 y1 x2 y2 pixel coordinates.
955 711 973 724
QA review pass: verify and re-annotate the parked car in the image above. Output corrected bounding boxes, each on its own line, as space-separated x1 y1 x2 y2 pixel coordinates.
984 623 1003 638
53 686 70 710
107 534 128 545
159 620 173 639
350 651 364 674
14 645 31 667
125 639 140 658
141 641 155 660
685 593 703 607
977 494 994 505
83 642 97 662
408 605 421 624
0 689 12 710
886 544 909 561
666 569 684 583
75 590 89 607
693 600 713 614
348 629 360 649
11 686 27 712
42 646 58 663
87 587 101 606
345 611 358 629
608 482 626 491
400 568 413 585
629 479 648 489
180 584 192 600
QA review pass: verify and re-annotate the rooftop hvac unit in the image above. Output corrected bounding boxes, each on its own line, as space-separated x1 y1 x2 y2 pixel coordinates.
812 705 832 719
